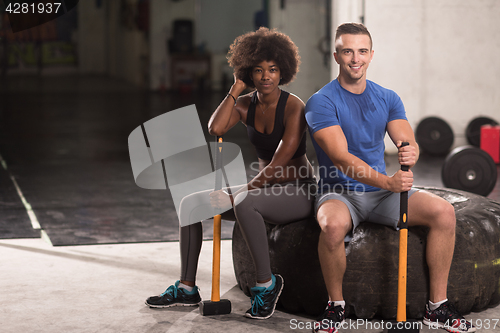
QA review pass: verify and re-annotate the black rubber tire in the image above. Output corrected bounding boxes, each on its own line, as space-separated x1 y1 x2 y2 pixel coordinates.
233 187 500 319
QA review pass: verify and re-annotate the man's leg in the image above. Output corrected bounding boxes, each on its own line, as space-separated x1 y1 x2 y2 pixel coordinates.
407 191 456 303
316 199 353 302
371 189 474 332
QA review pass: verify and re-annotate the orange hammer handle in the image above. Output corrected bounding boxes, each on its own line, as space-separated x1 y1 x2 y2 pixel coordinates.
211 214 222 302
397 228 408 321
397 141 410 322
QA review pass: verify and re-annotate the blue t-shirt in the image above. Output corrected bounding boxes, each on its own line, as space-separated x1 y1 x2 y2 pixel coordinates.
305 79 407 193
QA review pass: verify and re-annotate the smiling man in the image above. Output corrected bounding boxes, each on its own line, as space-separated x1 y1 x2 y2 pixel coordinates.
305 23 475 333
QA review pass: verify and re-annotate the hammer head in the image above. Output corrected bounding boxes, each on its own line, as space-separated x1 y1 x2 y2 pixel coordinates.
199 299 231 316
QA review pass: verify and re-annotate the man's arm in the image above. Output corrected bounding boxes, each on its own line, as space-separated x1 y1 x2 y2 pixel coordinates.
386 119 419 168
313 125 413 193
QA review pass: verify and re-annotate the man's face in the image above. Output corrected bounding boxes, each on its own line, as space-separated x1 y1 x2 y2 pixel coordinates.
334 34 374 83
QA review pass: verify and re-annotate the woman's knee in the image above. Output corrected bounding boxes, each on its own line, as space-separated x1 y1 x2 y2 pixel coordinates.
179 190 213 226
233 190 255 215
179 190 209 212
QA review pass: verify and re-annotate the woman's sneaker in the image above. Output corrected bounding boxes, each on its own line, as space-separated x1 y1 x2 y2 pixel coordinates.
245 274 284 319
423 300 476 332
145 280 201 308
312 302 345 333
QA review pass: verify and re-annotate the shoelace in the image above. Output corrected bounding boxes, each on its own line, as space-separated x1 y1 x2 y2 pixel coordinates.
250 290 265 314
160 284 178 299
442 303 465 321
324 305 344 322
437 303 472 330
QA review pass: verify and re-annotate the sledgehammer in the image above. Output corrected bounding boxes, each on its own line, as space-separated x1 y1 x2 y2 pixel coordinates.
199 136 231 316
386 142 419 333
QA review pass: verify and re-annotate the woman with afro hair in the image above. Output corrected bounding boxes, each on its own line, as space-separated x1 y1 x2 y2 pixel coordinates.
145 27 315 320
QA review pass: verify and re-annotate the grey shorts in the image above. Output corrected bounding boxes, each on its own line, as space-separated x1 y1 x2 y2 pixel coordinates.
315 188 418 241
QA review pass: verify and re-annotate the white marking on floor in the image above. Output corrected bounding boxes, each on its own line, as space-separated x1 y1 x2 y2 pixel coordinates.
41 230 53 246
0 153 42 230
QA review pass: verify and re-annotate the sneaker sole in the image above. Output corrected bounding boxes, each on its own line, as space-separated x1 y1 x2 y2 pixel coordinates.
423 318 476 333
313 319 345 333
145 301 201 308
244 274 284 320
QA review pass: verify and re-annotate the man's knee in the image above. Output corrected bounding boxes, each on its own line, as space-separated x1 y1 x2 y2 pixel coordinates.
438 202 457 229
433 201 456 231
317 214 351 245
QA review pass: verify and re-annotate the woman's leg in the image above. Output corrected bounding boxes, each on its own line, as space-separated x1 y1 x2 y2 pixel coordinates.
234 183 314 282
178 185 244 284
179 222 203 285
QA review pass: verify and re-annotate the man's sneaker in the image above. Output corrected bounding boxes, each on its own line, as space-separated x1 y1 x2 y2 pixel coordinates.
145 280 201 308
245 274 284 319
312 302 345 333
423 300 476 332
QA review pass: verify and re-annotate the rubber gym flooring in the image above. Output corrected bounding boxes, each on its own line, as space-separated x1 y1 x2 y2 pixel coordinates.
0 75 499 246
0 75 244 245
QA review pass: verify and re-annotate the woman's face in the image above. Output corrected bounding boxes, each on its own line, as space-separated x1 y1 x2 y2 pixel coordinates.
251 60 281 94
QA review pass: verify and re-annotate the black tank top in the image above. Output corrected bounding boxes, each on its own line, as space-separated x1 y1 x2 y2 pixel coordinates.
246 90 307 161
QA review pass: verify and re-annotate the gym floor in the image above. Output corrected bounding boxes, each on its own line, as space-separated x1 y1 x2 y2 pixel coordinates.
1 75 499 332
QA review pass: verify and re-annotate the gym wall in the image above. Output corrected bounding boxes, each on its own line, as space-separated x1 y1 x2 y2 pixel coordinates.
331 0 500 152
77 0 149 87
268 0 332 102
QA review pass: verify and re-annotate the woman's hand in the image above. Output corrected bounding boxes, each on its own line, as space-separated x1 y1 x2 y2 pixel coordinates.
208 73 245 136
231 73 247 95
209 190 233 210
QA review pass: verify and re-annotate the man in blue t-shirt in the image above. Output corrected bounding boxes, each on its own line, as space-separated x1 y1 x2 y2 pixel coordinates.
305 23 474 333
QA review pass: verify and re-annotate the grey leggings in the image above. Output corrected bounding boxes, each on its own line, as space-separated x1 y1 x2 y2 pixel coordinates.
179 179 316 282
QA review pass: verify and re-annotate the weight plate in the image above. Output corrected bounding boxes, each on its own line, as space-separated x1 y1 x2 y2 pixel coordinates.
441 146 497 196
466 116 499 147
416 117 454 156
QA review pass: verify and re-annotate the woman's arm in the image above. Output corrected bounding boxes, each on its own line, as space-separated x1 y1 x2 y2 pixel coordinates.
208 76 247 136
210 96 308 209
